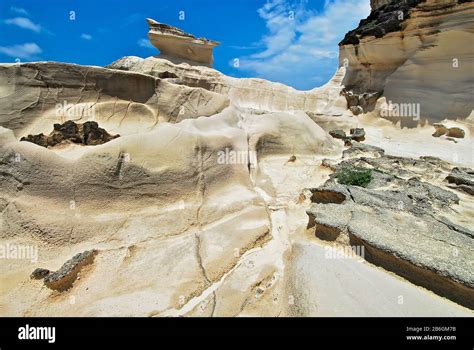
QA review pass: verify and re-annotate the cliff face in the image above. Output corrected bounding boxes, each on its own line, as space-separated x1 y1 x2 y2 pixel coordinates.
339 0 474 125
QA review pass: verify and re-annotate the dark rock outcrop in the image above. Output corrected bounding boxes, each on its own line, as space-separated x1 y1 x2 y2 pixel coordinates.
44 250 97 291
432 124 449 137
329 129 366 143
342 142 385 158
341 88 383 114
339 0 473 125
20 121 120 148
447 127 466 139
432 124 466 139
349 128 365 142
306 147 474 309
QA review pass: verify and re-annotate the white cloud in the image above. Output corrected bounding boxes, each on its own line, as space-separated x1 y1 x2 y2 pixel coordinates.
137 38 154 49
4 17 41 32
81 33 92 40
228 44 265 50
235 0 370 90
0 43 42 59
10 7 29 16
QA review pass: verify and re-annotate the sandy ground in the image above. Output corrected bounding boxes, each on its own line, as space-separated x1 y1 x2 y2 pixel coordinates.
360 116 473 167
254 155 474 316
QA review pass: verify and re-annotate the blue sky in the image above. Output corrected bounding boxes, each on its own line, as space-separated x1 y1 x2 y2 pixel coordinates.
0 0 369 90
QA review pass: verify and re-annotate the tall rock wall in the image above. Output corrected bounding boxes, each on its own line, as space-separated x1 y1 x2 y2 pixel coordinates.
339 0 474 125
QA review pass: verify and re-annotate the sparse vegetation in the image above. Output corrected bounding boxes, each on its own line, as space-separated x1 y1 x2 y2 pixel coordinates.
335 167 373 187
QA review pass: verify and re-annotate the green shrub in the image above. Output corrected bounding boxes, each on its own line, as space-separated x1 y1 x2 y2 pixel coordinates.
335 167 372 188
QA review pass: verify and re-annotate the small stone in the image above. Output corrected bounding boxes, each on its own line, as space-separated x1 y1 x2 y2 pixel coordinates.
20 121 119 148
432 124 448 137
44 250 97 291
30 268 50 280
445 167 474 195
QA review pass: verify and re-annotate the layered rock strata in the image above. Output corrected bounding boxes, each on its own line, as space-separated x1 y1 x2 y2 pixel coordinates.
147 18 219 65
307 148 474 308
20 121 119 148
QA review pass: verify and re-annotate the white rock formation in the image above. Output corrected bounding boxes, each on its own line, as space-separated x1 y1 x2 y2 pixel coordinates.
370 0 392 10
0 12 473 316
147 18 219 66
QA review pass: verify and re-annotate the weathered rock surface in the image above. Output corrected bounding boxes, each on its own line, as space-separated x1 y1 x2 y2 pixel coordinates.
370 0 393 11
307 147 474 308
30 268 50 280
349 128 366 142
106 55 353 124
447 127 466 139
0 13 472 317
329 128 366 144
288 242 471 316
341 0 426 45
329 129 346 140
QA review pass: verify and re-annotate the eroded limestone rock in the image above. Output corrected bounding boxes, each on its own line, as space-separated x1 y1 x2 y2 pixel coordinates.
433 124 466 139
340 0 474 124
349 128 365 142
446 167 474 195
147 18 219 65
